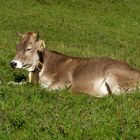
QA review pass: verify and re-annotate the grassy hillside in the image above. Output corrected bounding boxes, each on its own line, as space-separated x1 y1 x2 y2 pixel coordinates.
0 0 140 139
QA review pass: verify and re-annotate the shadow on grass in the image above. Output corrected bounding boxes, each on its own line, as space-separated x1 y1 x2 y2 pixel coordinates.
13 73 27 82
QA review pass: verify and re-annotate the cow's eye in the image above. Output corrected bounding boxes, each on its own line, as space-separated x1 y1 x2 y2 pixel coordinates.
26 48 32 51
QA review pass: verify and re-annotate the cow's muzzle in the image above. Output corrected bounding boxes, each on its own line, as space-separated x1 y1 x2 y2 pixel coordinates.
10 60 22 69
10 61 17 69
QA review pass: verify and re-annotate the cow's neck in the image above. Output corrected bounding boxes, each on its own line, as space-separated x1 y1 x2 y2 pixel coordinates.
45 49 69 60
45 49 69 62
42 48 71 71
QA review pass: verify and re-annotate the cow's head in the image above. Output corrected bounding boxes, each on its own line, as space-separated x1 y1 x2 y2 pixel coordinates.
10 32 45 71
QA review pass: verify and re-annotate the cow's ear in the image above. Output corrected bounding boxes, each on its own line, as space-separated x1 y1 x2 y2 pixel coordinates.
36 40 45 51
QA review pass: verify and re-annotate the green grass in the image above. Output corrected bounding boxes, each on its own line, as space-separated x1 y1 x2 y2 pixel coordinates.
0 0 140 139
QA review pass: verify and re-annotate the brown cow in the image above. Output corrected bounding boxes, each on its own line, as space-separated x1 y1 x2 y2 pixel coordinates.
10 32 140 97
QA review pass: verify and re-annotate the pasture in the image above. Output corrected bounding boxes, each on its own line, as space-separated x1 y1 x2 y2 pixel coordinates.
0 0 140 139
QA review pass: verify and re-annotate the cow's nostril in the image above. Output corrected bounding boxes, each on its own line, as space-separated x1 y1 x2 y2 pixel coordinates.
10 61 17 69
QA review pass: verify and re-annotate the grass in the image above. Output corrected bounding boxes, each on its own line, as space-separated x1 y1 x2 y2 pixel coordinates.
0 0 140 139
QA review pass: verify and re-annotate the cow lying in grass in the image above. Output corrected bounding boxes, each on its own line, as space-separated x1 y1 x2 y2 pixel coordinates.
10 32 140 97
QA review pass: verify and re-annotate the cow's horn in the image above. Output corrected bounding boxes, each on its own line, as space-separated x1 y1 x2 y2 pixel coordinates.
16 32 22 37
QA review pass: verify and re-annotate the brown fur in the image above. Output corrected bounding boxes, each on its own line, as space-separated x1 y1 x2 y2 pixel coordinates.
11 32 140 97
39 49 140 96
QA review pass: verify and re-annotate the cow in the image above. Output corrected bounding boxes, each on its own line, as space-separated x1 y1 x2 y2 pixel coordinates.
10 32 140 97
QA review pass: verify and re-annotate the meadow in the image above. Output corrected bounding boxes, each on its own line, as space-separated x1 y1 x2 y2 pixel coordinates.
0 0 140 139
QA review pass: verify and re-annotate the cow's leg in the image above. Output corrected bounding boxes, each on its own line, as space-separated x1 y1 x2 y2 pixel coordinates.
47 82 71 91
105 75 121 95
107 74 140 94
